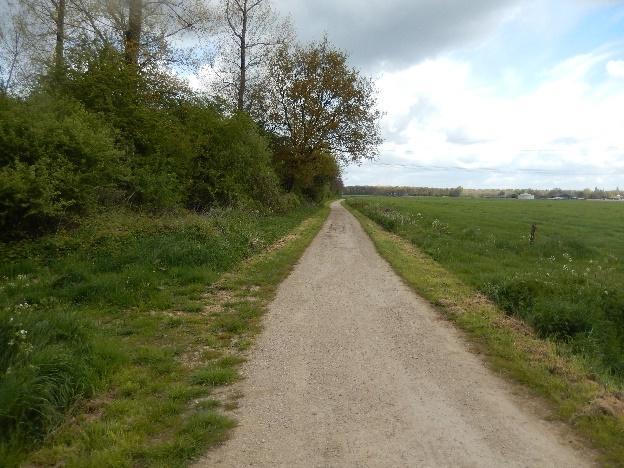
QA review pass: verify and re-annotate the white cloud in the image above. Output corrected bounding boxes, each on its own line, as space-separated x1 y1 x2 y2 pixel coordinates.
185 61 221 93
346 49 624 189
606 60 624 79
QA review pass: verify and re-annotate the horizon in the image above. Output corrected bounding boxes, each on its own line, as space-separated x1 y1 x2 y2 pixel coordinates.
343 184 623 191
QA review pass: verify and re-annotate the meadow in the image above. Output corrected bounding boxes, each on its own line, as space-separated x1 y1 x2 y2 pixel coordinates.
0 205 323 466
346 196 624 382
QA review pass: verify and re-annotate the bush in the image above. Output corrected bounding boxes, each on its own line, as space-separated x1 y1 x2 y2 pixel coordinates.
57 46 192 209
185 110 283 211
1 48 292 241
56 47 285 212
272 147 341 202
0 94 124 240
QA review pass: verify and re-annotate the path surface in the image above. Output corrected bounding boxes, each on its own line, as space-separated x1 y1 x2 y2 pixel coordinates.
198 201 591 467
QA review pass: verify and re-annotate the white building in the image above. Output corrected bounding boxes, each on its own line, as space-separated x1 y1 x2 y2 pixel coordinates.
518 193 535 200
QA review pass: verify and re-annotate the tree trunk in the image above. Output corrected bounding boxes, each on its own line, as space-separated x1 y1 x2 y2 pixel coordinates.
125 0 143 65
237 1 248 112
54 0 66 69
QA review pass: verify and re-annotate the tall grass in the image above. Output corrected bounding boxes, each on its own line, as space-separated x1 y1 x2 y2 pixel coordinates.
347 197 624 380
0 206 316 463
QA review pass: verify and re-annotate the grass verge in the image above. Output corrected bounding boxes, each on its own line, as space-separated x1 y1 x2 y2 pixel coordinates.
1 205 329 467
345 202 624 467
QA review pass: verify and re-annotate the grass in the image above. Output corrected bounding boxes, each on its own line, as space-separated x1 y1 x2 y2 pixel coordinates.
346 196 624 380
0 204 329 467
345 198 624 466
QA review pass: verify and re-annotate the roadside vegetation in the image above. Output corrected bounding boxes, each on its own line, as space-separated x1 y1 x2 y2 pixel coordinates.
1 205 328 466
346 197 624 465
1 0 380 464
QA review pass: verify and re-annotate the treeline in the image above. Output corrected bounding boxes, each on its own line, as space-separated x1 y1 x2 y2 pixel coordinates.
0 0 381 241
344 186 623 199
344 186 464 197
487 187 624 199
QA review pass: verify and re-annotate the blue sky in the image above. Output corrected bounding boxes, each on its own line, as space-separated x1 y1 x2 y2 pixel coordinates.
274 0 624 189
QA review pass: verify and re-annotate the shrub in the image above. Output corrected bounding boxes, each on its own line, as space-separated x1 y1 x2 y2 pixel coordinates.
185 110 283 211
272 146 341 202
0 94 124 240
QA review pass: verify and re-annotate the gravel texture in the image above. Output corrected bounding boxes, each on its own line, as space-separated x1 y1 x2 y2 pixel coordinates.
197 201 592 467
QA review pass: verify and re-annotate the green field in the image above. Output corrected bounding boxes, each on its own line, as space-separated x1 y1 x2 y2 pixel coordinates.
346 197 624 382
0 205 324 466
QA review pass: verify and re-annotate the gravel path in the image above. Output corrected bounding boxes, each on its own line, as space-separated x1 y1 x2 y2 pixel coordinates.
197 201 592 467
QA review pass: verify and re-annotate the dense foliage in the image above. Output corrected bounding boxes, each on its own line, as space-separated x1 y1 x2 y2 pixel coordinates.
347 197 624 379
1 35 376 240
0 49 297 241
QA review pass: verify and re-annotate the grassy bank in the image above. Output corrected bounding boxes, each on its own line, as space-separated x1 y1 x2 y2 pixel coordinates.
345 199 624 466
346 197 624 380
0 205 328 467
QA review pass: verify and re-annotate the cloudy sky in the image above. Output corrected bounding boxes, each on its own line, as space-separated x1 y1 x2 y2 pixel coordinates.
272 0 624 189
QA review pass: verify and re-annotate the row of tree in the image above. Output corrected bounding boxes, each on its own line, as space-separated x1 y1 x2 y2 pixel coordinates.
343 186 623 199
495 187 624 200
344 186 464 197
0 0 382 240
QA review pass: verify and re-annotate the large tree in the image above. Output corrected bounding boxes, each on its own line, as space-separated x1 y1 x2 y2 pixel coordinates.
2 0 214 91
124 0 142 65
0 3 27 94
217 0 290 112
3 0 73 86
266 38 382 166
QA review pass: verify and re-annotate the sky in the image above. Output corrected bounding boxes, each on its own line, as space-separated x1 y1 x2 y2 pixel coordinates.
271 0 624 189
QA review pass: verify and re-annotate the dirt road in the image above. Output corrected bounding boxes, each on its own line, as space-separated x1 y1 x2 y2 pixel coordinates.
198 201 591 467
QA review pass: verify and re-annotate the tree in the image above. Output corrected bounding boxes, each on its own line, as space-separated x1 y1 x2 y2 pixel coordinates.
266 38 382 178
449 186 463 197
218 0 291 112
0 3 28 94
124 0 142 65
54 0 66 68
79 0 213 69
3 0 72 88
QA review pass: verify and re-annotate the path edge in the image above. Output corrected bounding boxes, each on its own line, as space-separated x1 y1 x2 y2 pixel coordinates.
343 200 624 467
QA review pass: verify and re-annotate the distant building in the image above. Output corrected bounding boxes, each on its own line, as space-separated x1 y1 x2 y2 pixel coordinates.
518 193 535 200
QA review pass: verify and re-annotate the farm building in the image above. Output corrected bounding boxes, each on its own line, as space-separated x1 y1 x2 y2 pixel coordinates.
518 193 535 200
